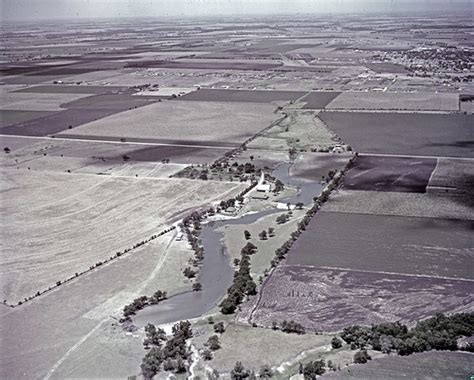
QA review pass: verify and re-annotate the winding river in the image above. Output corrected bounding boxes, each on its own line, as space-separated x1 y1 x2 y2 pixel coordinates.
133 161 323 327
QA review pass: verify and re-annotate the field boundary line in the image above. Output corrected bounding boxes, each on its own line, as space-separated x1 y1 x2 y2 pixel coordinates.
303 265 474 283
358 152 474 161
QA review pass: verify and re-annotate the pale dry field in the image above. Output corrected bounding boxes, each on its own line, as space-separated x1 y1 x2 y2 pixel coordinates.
326 91 459 111
59 100 279 145
0 91 92 111
1 232 196 380
0 168 244 302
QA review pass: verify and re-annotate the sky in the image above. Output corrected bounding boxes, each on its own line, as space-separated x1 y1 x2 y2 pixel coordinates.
1 0 473 21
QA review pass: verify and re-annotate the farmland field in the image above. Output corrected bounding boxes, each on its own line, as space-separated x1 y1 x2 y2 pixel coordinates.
342 155 437 193
325 91 459 111
0 110 54 127
59 100 279 146
324 190 474 220
0 91 91 111
249 265 474 332
284 211 474 279
178 88 307 103
299 91 341 109
12 85 125 95
0 168 244 302
319 112 474 157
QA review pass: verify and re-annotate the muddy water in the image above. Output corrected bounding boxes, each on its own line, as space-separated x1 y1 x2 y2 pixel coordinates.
133 208 280 327
272 162 324 206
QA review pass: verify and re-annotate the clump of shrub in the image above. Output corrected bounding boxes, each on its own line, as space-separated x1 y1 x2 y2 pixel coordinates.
341 312 474 356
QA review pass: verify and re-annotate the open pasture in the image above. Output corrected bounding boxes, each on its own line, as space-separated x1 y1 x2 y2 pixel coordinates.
0 168 243 302
0 232 195 380
299 91 341 109
249 265 474 332
319 112 474 158
342 155 437 193
59 100 279 146
325 91 459 111
178 88 307 103
210 323 331 372
285 211 474 279
321 351 474 380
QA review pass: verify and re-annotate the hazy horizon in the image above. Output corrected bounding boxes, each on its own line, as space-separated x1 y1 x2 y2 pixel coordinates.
1 0 473 22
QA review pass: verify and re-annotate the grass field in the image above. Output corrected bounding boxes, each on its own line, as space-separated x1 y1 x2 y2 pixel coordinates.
60 100 279 146
210 323 332 372
0 232 195 380
0 168 243 302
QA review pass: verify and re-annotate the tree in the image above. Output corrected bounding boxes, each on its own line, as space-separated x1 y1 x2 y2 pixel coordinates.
214 321 225 334
276 214 289 224
149 290 167 304
192 282 202 291
141 347 163 379
296 202 304 210
259 364 273 378
259 230 267 240
273 179 284 193
220 295 238 314
231 361 250 380
268 227 275 237
331 336 343 349
207 334 221 351
354 349 372 364
4 147 10 154
202 348 213 360
183 267 196 278
303 360 325 379
244 230 251 240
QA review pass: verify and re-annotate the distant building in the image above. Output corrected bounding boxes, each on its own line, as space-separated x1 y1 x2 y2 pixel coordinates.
256 171 272 192
175 232 184 241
